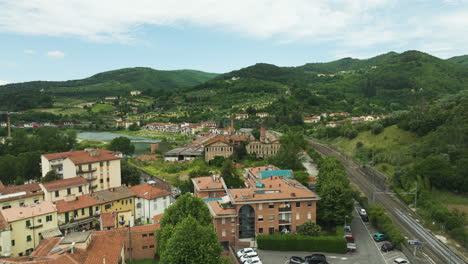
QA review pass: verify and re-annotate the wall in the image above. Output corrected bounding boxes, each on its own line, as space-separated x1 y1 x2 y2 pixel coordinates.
0 228 12 257
100 197 135 227
42 184 89 202
57 205 100 226
213 216 237 246
204 142 233 161
0 195 44 210
127 228 157 260
135 196 173 224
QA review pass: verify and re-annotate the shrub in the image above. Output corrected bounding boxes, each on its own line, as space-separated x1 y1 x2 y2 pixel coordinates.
368 205 405 249
257 233 346 253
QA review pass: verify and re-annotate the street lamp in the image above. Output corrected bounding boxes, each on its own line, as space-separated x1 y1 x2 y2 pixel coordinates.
344 215 348 227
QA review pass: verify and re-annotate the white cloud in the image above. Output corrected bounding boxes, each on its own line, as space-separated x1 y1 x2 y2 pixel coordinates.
24 49 35 54
0 80 10 86
46 50 65 58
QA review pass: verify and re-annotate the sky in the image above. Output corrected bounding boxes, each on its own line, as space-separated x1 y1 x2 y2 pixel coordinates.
1 0 468 84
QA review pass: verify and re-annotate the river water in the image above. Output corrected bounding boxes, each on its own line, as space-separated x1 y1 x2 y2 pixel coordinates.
77 131 160 155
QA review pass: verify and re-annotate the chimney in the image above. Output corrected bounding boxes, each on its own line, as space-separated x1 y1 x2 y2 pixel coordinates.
230 117 234 134
260 122 266 142
103 256 106 264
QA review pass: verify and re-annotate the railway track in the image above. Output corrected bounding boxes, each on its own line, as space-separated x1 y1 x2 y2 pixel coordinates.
308 139 467 264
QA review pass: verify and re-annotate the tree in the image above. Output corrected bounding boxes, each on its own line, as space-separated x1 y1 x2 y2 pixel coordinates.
294 171 310 186
108 136 135 155
297 221 322 236
270 132 306 170
220 159 244 188
121 159 140 186
128 123 140 131
42 170 60 183
159 216 222 264
159 193 212 228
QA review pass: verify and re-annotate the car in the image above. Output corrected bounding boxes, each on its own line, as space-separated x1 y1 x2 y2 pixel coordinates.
373 233 389 242
237 248 255 258
305 254 328 264
243 256 262 264
344 225 352 233
381 242 394 252
361 214 369 222
347 242 357 252
393 258 410 264
240 252 259 263
289 256 306 264
359 208 367 216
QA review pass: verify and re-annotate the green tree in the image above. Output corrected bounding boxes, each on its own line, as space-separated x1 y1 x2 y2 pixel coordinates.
293 171 310 186
128 123 140 131
41 170 60 183
159 216 222 264
220 159 244 188
297 221 322 236
270 132 306 170
108 136 135 155
121 159 140 186
159 193 212 228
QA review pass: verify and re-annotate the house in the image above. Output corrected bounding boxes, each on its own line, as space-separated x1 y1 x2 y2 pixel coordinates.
204 134 247 162
115 120 140 129
256 112 269 118
0 182 44 210
41 149 122 192
0 201 60 257
40 177 89 202
130 90 142 96
92 186 136 229
329 112 350 117
130 183 174 224
55 194 100 233
235 114 249 120
163 147 204 161
144 122 180 133
192 175 228 199
246 124 280 159
304 115 321 124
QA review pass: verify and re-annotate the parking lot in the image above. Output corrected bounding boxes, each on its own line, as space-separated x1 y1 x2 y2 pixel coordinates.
237 203 409 264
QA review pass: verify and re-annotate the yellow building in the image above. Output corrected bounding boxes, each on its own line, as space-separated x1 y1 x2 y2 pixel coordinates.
92 186 136 228
55 194 100 232
40 177 89 202
0 201 59 257
41 149 122 192
0 183 44 210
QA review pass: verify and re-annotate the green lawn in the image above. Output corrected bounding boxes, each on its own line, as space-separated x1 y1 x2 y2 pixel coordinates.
91 103 116 113
127 259 158 264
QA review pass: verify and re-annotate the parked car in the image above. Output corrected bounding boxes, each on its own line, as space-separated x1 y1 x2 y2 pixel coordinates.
344 225 352 233
347 243 357 252
305 254 328 264
237 248 255 258
240 252 259 263
243 256 262 264
393 258 410 264
373 233 389 242
381 242 394 252
359 208 367 216
361 214 369 222
289 256 306 264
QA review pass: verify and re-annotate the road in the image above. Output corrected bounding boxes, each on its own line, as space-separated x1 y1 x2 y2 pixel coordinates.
308 139 467 264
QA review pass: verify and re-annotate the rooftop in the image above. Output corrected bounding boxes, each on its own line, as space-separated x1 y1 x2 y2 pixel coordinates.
60 230 92 244
260 170 293 179
92 186 135 203
192 176 227 192
0 183 44 203
228 177 319 203
246 165 279 178
1 201 57 222
42 149 121 165
207 200 237 217
55 195 100 213
41 177 88 191
130 183 172 200
101 212 116 228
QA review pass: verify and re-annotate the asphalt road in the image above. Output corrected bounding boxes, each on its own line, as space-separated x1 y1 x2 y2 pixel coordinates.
308 139 467 264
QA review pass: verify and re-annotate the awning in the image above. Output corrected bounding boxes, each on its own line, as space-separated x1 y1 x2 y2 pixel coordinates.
59 217 98 230
41 227 62 238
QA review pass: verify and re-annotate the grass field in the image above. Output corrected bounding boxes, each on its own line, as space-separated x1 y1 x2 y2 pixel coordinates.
116 130 193 144
91 103 116 113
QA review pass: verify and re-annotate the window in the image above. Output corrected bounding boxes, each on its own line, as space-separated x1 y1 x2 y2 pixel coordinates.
121 200 124 205
296 213 300 220
106 161 110 166
55 191 59 197
269 227 275 235
100 170 104 175
2 205 11 209
105 204 112 209
46 215 52 222
19 202 25 206
67 188 71 195
296 202 301 207
258 203 263 210
96 206 99 211
78 186 83 193
100 162 103 167
142 234 148 237
307 212 312 220
27 235 32 242
81 208 85 215
149 233 154 237
26 220 31 227
100 179 104 183
231 217 235 223
137 203 141 209
231 229 235 235
34 199 39 203
268 203 274 209
142 246 148 249
307 201 313 207
258 215 263 222
221 218 226 224
38 218 42 223
268 215 275 221
222 229 226 237
149 245 155 248
106 178 110 182
11 240 15 246
259 228 263 234
74 210 78 217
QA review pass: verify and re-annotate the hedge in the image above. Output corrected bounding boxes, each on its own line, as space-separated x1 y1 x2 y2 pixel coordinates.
257 233 347 253
368 205 405 249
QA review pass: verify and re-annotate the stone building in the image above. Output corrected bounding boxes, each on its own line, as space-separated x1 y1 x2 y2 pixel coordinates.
246 124 281 159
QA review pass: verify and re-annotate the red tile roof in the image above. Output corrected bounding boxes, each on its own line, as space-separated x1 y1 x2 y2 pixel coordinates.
42 149 121 164
41 177 88 191
55 194 100 213
207 200 237 217
130 183 171 200
153 213 163 224
82 230 125 264
205 134 231 146
101 212 116 228
192 176 226 191
0 183 44 203
130 223 159 233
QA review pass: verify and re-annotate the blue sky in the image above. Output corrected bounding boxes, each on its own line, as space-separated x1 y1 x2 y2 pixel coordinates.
1 0 468 84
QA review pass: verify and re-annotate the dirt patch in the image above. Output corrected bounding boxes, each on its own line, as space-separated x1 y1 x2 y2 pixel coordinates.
447 204 468 215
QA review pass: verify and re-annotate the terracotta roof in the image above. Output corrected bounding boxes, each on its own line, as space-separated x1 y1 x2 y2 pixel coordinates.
55 195 100 213
130 223 159 233
153 213 163 224
207 200 237 217
246 165 279 178
228 177 319 203
101 212 116 228
192 176 227 192
0 183 44 203
1 201 57 222
0 212 10 230
42 149 121 164
130 183 171 200
92 186 135 203
205 135 231 146
41 177 88 191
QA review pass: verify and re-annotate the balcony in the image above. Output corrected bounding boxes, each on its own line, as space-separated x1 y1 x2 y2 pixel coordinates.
278 219 292 225
278 207 292 212
27 224 43 230
76 168 97 174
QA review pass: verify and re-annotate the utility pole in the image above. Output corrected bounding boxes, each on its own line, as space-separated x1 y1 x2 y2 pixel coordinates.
7 112 11 138
414 181 418 209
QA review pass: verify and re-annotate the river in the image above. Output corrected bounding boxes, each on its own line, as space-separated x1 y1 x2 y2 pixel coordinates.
77 131 160 155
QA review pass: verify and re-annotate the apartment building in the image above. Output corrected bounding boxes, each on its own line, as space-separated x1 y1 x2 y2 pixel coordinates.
40 177 89 202
92 186 136 228
130 183 174 225
0 183 44 210
0 201 59 257
55 194 100 232
192 175 228 199
41 149 122 192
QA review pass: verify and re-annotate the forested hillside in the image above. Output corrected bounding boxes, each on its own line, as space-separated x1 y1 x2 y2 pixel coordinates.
447 55 468 68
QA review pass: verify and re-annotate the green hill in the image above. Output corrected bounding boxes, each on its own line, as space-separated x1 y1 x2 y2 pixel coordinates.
447 55 468 68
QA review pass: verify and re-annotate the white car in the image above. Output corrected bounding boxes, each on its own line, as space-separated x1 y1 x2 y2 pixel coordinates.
243 256 262 264
240 252 259 263
359 208 367 216
394 258 410 264
237 248 255 258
